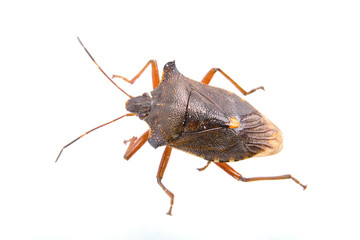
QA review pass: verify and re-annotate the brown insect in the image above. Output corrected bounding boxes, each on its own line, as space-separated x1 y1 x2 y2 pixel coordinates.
56 38 306 215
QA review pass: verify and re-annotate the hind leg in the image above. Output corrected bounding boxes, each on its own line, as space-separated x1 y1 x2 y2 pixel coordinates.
214 162 307 190
201 68 264 95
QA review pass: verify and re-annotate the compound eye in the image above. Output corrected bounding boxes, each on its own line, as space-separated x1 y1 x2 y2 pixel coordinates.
139 113 147 120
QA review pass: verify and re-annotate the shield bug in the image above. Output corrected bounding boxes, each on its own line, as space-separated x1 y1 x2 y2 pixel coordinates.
56 37 306 215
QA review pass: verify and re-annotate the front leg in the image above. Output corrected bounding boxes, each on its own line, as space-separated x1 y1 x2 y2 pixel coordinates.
113 60 160 90
123 130 149 160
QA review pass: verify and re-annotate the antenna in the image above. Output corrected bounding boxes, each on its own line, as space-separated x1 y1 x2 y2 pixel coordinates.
77 37 133 98
55 113 135 162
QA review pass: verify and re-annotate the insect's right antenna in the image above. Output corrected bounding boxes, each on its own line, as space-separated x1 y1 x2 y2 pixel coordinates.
77 37 133 98
55 113 135 163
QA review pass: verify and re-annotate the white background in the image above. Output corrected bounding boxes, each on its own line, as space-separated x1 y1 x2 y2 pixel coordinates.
1 0 359 239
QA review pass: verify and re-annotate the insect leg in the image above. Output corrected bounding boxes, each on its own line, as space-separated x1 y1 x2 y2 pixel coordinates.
214 162 307 190
201 68 264 96
123 130 150 160
197 161 211 171
112 60 160 90
156 146 174 215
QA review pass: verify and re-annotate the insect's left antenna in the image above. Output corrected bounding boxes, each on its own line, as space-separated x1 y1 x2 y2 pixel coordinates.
55 113 135 163
77 37 133 98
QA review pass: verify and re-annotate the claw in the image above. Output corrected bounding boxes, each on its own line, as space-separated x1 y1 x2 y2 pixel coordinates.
197 161 211 171
124 136 137 145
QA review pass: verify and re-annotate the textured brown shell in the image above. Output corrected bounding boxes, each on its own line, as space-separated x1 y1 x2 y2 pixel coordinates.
144 61 282 162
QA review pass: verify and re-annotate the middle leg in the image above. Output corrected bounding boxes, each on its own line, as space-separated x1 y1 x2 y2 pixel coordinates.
156 146 174 215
